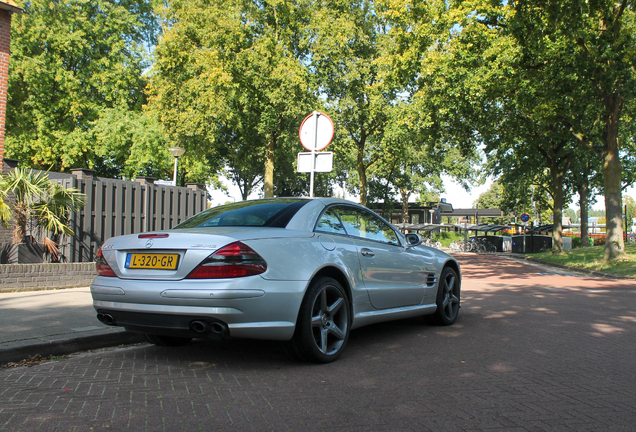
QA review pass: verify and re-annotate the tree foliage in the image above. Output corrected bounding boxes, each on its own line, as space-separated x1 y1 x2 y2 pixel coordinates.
444 0 636 259
309 0 395 206
510 0 636 259
149 0 315 198
7 0 160 174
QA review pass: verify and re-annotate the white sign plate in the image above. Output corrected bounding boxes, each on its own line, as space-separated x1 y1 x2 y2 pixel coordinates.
299 112 334 151
297 152 333 173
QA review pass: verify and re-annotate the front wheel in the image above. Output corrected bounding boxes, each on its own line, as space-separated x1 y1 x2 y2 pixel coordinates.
429 267 461 325
289 277 350 363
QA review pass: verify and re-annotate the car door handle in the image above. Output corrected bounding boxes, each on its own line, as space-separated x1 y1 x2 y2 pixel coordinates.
360 248 375 257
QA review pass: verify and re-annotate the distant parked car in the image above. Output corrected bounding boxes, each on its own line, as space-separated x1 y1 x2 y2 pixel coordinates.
91 198 461 363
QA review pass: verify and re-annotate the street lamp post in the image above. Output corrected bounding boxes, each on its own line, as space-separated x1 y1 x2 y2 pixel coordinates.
169 146 186 186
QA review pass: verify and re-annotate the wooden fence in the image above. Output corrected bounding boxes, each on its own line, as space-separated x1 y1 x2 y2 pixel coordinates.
52 169 207 263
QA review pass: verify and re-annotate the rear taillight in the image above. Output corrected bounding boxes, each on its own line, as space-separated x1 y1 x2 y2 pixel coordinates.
186 242 267 279
96 247 117 277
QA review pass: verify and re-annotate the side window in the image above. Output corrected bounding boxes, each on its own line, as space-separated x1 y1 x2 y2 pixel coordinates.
315 209 347 235
334 206 400 246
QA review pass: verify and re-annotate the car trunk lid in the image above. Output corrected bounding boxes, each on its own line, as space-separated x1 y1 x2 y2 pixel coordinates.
99 227 312 280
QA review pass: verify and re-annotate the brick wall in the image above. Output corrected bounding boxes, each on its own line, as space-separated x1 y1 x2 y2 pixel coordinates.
0 263 97 292
0 10 11 169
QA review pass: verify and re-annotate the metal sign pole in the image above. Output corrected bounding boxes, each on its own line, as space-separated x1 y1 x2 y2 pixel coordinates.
310 111 320 198
298 111 333 198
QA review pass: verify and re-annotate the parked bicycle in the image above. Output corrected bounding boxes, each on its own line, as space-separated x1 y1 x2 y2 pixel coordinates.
449 238 496 253
473 237 497 253
449 241 463 252
424 238 443 249
449 240 472 252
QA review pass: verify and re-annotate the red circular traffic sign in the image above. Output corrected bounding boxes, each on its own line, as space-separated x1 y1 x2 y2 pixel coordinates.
299 111 334 151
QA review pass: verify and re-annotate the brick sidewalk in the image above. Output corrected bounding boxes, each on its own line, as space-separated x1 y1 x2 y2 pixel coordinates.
0 287 142 364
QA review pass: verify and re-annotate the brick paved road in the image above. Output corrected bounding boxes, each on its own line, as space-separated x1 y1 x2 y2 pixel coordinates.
1 255 635 432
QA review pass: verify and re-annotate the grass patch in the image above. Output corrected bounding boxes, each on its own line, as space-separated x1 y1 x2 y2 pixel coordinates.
526 243 636 278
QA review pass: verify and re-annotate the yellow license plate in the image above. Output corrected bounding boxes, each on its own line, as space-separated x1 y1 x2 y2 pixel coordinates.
125 253 179 270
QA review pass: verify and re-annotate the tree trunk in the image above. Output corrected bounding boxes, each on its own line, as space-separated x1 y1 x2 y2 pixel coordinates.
263 136 276 198
551 166 565 253
357 141 367 207
13 202 28 244
602 93 625 261
400 188 410 225
240 177 250 201
381 183 391 218
578 179 590 247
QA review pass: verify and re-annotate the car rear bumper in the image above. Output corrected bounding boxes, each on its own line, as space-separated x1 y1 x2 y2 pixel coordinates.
91 276 307 341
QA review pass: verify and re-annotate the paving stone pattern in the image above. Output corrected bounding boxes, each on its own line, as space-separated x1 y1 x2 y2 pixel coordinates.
1 255 635 431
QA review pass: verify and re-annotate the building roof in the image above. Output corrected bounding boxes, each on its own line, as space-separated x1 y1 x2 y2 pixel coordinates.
0 0 22 14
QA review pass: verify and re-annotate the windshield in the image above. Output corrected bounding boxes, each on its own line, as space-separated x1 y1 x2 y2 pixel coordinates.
173 199 310 229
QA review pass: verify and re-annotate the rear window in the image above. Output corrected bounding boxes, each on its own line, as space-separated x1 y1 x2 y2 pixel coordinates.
173 199 309 229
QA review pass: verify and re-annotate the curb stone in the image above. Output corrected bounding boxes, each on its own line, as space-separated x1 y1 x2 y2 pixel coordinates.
448 251 634 280
0 329 144 366
503 253 635 280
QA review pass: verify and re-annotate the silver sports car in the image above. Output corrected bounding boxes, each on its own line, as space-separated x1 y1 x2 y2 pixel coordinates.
92 197 461 363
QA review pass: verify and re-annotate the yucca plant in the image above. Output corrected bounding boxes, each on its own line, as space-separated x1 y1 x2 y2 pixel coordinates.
0 168 86 259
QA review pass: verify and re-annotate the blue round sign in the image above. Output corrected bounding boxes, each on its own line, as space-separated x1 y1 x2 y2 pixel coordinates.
520 213 530 222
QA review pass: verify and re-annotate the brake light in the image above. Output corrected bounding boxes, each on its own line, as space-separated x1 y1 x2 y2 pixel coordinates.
95 247 117 277
186 242 267 279
138 233 169 239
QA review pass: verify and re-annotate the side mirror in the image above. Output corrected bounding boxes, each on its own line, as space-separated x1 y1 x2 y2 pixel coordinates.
405 233 422 247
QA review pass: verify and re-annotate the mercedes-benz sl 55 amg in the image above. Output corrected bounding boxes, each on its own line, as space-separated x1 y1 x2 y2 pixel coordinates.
91 198 461 363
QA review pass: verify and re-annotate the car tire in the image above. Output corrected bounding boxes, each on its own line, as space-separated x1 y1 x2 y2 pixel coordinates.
290 277 350 363
143 334 193 347
429 267 461 326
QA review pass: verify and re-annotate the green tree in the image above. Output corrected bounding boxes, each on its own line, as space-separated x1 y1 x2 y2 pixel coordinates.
369 104 478 221
6 0 160 174
309 0 394 207
309 0 482 208
437 0 636 257
568 150 602 247
505 0 636 260
449 1 580 251
91 106 173 180
376 0 488 210
563 208 577 224
474 182 504 210
149 0 314 199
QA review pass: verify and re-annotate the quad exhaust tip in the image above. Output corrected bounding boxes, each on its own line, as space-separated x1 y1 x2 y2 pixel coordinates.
97 313 116 326
97 314 228 335
190 320 228 335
